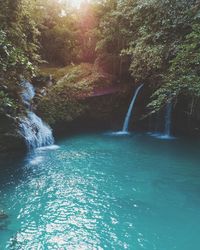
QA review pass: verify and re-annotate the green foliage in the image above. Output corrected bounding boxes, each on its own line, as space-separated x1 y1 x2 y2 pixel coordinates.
119 0 195 80
149 21 200 111
94 0 131 77
0 0 40 65
36 0 78 66
0 30 35 82
0 91 17 115
37 0 200 116
1 0 200 122
128 43 164 82
38 64 93 124
93 0 199 113
38 63 113 124
40 26 77 65
39 66 74 81
75 1 100 62
0 0 39 124
0 0 40 89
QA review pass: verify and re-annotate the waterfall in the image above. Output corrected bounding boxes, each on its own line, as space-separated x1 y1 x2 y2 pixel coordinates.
122 84 143 133
149 100 174 139
19 112 54 149
19 81 54 149
163 101 172 138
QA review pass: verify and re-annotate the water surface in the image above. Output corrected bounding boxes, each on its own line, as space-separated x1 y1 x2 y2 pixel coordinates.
0 133 200 249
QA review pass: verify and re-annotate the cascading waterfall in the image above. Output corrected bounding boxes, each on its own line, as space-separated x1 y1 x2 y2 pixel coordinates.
122 84 143 133
19 81 54 149
19 112 54 149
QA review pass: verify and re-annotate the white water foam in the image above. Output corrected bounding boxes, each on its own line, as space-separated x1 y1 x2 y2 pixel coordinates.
19 81 54 150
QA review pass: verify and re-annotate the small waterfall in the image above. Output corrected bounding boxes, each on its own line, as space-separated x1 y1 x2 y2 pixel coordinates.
122 84 143 133
163 101 172 138
19 81 54 149
149 101 174 139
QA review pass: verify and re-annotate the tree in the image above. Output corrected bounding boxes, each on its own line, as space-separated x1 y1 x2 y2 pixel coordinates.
35 0 78 66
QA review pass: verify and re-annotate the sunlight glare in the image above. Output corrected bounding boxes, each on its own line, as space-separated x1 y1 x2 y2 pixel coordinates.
66 0 85 8
71 0 82 7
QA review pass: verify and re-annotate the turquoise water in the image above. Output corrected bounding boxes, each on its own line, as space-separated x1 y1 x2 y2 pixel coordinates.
0 132 200 249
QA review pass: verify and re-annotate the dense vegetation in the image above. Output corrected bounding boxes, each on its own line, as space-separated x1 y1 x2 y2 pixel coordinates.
0 0 200 139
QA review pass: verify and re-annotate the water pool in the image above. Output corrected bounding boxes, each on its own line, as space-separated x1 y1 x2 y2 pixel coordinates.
0 132 200 249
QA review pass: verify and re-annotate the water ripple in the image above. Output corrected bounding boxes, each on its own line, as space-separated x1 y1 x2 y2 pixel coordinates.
0 133 200 249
